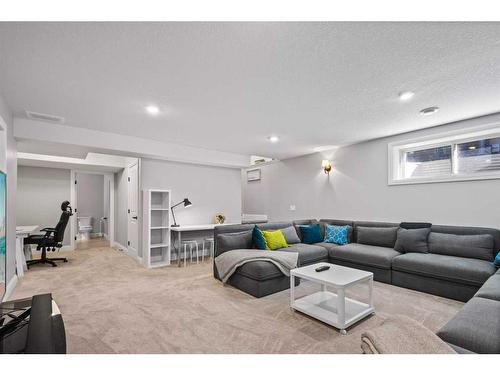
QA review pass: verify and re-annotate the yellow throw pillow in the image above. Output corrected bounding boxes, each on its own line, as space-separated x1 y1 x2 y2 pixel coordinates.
261 230 289 250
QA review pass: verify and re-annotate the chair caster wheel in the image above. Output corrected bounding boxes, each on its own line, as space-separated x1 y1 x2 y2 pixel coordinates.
340 329 347 335
64 259 68 262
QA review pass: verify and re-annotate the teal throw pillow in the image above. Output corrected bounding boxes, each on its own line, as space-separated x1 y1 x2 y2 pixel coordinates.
299 224 323 244
494 252 500 268
252 226 268 250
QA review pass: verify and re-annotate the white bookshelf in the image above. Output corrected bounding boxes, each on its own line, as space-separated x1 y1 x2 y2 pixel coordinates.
143 189 171 268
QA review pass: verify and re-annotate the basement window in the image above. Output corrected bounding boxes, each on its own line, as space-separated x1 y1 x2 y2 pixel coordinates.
388 127 500 185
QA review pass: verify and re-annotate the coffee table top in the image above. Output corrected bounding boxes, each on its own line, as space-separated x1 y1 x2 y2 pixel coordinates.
291 262 373 288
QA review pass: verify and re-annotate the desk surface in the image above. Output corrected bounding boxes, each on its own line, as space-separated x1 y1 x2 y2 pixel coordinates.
16 225 39 235
170 223 239 232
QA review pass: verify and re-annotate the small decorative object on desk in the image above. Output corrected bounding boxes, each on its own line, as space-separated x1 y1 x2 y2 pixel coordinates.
214 213 226 224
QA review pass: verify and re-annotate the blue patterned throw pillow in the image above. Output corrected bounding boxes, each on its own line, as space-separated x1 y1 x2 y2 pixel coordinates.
324 224 350 245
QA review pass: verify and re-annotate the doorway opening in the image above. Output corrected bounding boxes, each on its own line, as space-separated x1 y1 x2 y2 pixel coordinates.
71 171 114 250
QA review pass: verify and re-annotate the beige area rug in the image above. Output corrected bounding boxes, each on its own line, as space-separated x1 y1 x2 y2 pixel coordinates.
11 246 463 354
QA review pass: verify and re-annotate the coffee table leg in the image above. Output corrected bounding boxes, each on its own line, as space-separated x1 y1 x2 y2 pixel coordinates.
337 288 346 334
290 274 295 309
368 276 374 308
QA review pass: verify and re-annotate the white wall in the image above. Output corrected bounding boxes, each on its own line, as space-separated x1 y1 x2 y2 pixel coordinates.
17 166 71 245
141 158 242 225
0 92 16 296
76 172 104 234
242 113 500 228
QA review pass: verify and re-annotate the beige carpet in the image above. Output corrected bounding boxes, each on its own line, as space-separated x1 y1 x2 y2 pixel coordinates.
11 245 463 354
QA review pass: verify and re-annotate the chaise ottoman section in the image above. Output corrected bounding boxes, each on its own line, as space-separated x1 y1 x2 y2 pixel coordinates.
437 297 500 354
228 260 299 298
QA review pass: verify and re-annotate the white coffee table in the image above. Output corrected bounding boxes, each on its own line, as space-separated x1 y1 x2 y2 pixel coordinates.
290 262 374 335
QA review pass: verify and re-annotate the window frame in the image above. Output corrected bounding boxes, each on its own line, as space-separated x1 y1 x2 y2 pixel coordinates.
388 125 500 185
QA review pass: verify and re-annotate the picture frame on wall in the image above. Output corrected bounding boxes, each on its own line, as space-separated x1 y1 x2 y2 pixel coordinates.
246 168 261 181
0 170 6 301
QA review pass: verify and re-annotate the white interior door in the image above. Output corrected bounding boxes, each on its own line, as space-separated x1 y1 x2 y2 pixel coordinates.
127 162 139 256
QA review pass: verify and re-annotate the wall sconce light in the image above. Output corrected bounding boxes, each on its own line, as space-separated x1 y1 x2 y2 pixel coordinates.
322 160 332 174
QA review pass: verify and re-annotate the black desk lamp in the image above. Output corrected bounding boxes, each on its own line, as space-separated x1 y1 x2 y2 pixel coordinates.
171 198 192 227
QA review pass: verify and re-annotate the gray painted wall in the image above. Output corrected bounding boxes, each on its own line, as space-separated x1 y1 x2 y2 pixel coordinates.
17 166 71 245
76 173 104 234
242 113 500 228
114 169 128 247
0 92 17 291
141 158 242 225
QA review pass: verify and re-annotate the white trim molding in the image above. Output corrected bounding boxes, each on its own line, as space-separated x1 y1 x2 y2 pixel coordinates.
3 275 18 302
388 123 500 185
113 241 142 265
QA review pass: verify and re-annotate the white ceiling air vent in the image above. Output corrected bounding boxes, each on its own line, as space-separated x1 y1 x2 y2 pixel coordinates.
25 110 65 124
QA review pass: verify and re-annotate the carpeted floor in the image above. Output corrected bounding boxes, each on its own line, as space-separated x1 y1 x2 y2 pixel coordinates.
11 245 463 354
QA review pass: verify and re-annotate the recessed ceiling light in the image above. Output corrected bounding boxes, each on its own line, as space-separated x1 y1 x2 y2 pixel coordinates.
468 146 477 150
145 105 160 115
268 136 279 143
420 106 439 116
398 91 415 101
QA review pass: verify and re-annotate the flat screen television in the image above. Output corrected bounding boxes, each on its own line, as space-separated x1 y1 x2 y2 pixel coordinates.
0 170 6 301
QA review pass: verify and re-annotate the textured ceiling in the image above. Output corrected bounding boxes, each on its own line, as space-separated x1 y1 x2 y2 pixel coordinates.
1 22 500 160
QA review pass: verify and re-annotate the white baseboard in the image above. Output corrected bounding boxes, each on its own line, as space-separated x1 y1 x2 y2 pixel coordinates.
113 242 143 265
59 245 74 252
3 275 18 302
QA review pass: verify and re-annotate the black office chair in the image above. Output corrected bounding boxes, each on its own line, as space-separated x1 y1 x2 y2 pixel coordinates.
25 201 73 268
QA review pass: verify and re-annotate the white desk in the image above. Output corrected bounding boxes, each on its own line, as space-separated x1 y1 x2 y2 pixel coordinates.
170 223 238 267
15 225 39 277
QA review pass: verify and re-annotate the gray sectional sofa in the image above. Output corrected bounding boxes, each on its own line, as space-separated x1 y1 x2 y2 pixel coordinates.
213 218 500 353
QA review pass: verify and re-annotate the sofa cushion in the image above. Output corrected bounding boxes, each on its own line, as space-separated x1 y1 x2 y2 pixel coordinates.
235 261 284 281
324 243 401 269
392 253 496 286
431 224 500 258
256 221 294 232
437 297 500 354
280 243 328 265
475 274 500 301
216 230 253 253
428 232 495 261
394 227 431 253
280 226 301 244
400 222 432 229
356 226 398 248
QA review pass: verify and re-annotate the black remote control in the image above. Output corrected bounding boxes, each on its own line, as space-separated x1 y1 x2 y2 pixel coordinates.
315 265 330 272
